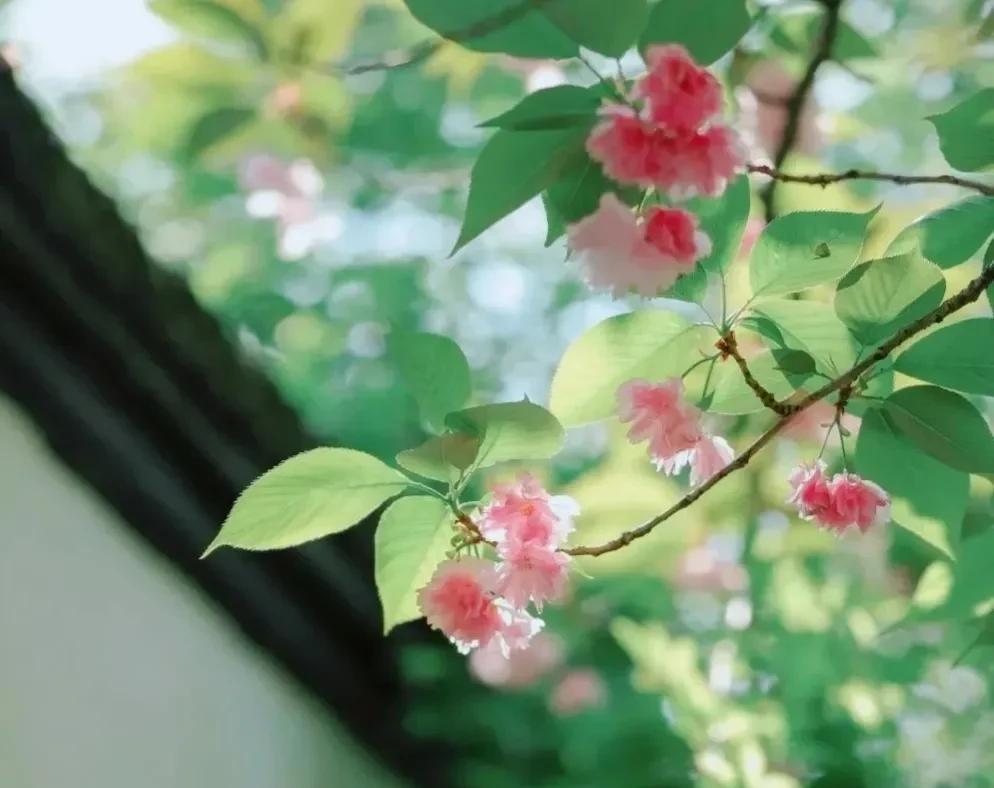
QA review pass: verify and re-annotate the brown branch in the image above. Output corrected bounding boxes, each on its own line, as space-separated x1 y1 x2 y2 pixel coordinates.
338 0 547 76
565 262 994 557
759 0 843 219
715 332 795 417
748 163 994 197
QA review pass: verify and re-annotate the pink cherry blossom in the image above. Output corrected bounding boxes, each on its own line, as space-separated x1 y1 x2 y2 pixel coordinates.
495 605 546 653
828 472 891 533
787 461 835 522
497 539 571 610
469 632 564 689
478 473 577 549
636 44 723 133
567 194 710 297
418 558 503 653
586 105 659 187
688 434 735 486
549 669 607 716
672 124 745 198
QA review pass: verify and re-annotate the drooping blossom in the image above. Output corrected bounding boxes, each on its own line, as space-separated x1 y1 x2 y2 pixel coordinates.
787 461 890 533
636 44 723 133
567 194 711 297
673 124 745 198
828 472 891 533
497 539 572 610
418 558 503 654
469 632 565 689
549 669 607 716
618 378 734 485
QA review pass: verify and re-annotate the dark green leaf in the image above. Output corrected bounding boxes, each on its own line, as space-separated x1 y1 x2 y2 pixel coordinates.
883 385 994 473
928 89 994 171
453 127 587 252
639 0 751 64
479 85 601 130
542 0 649 56
887 196 994 269
895 318 994 396
834 251 946 345
388 331 471 429
856 409 967 558
183 106 255 160
749 207 877 297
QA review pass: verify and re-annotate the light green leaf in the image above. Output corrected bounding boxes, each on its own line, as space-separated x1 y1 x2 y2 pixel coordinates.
639 0 751 64
667 175 752 302
834 251 946 345
543 0 648 56
549 311 712 426
402 0 577 58
446 400 565 469
374 496 453 633
751 299 857 375
149 0 268 57
907 530 994 626
883 386 994 473
388 331 471 429
396 433 480 482
895 318 994 396
206 448 409 553
453 127 588 252
887 197 994 269
749 207 877 298
479 85 601 131
183 106 256 160
928 89 994 171
707 352 795 414
855 408 967 559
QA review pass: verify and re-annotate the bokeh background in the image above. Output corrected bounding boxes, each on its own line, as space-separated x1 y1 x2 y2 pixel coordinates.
2 0 993 786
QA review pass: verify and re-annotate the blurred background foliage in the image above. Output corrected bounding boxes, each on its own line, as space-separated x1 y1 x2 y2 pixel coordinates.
3 0 994 785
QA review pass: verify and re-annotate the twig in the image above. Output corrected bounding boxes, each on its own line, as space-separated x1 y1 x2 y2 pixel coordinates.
566 263 994 557
748 164 994 197
759 0 843 219
715 331 794 417
337 0 548 76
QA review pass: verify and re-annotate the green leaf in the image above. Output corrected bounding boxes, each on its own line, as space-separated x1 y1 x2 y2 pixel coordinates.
666 175 752 302
453 127 588 252
374 496 453 633
751 299 857 375
549 310 711 426
928 89 994 171
882 386 994 473
834 251 946 345
183 106 256 160
887 196 994 269
707 352 795 414
479 85 601 131
445 400 565 469
149 0 268 57
749 207 877 298
986 239 994 312
402 0 577 58
639 0 751 64
206 448 409 553
396 433 480 482
542 0 649 56
388 331 471 429
895 318 994 396
855 408 967 559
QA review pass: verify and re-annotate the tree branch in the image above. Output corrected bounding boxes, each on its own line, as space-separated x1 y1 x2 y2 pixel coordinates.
565 262 994 557
748 164 994 198
759 0 843 219
715 332 795 417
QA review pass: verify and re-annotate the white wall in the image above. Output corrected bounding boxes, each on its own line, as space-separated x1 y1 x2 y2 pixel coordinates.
0 395 400 788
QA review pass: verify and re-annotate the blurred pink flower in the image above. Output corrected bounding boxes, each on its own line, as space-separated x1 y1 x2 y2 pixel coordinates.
418 558 503 654
636 44 723 134
469 632 564 689
788 462 890 533
568 194 710 297
549 669 607 716
497 539 571 610
478 472 576 549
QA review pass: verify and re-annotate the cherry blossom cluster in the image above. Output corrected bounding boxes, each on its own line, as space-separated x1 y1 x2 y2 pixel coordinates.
568 45 745 297
618 378 734 485
787 461 891 534
418 474 579 655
